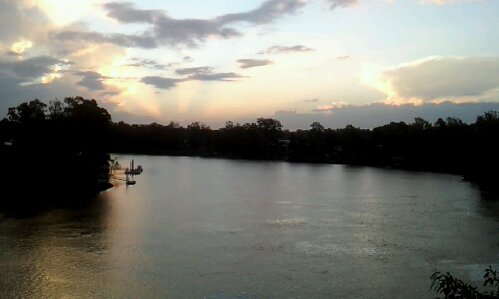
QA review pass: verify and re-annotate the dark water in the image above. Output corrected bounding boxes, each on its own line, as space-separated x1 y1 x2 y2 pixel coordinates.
1 155 498 298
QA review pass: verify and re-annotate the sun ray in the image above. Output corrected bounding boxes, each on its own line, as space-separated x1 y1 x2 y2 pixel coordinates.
37 0 102 25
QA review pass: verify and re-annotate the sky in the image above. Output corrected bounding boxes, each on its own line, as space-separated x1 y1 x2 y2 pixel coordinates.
0 0 498 128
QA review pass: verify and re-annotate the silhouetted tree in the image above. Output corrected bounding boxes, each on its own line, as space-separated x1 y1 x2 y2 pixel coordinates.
431 266 499 299
1 97 112 212
255 118 283 159
7 99 47 124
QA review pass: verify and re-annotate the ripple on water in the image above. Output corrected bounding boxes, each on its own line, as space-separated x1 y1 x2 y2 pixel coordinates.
266 218 307 226
295 241 386 257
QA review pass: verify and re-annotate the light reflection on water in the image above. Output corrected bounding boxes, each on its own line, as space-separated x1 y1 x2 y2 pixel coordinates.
1 155 498 299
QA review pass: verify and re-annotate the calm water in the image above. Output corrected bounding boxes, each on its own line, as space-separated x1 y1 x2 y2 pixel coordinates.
1 155 498 299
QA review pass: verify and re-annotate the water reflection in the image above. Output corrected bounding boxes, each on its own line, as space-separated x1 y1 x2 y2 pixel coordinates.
0 194 111 298
1 156 498 299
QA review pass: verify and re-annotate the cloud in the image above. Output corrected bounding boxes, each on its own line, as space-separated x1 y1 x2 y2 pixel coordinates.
312 101 349 111
100 90 121 97
305 98 319 103
0 0 51 44
0 55 122 114
187 72 244 81
0 68 113 117
124 58 177 70
366 56 499 104
238 59 274 69
74 71 109 91
217 0 307 24
324 0 360 9
262 45 314 54
52 30 158 49
141 76 180 90
175 66 213 76
337 55 350 60
0 2 126 117
103 2 163 23
9 39 33 56
141 71 244 90
0 56 70 82
55 0 308 48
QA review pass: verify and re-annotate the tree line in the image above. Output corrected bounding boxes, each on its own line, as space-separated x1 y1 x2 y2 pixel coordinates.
109 112 499 193
1 97 498 211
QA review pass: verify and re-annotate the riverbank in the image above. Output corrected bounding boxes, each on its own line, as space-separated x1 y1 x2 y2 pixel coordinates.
111 150 498 198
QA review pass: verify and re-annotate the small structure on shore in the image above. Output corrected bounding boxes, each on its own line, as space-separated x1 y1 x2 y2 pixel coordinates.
125 159 143 175
124 160 142 185
111 159 142 186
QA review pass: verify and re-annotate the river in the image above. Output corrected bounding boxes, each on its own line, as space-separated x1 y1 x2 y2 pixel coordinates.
0 155 498 298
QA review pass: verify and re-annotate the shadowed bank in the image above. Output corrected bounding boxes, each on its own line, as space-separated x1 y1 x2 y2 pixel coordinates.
0 97 112 216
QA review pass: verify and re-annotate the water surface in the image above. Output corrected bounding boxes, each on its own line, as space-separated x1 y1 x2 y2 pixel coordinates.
1 155 498 298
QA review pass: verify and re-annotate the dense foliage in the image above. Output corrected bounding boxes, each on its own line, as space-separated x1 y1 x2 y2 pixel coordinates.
0 97 112 211
109 112 499 192
431 266 499 299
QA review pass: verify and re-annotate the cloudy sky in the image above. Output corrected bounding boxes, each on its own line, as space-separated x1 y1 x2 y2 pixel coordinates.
1 0 498 128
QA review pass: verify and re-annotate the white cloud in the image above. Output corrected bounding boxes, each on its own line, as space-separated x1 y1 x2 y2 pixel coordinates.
364 56 499 104
9 39 33 55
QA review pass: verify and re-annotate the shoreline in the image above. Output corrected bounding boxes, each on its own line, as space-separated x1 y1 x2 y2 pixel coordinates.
110 150 498 196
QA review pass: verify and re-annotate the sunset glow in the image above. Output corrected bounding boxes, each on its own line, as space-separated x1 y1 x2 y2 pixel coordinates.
1 0 498 127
